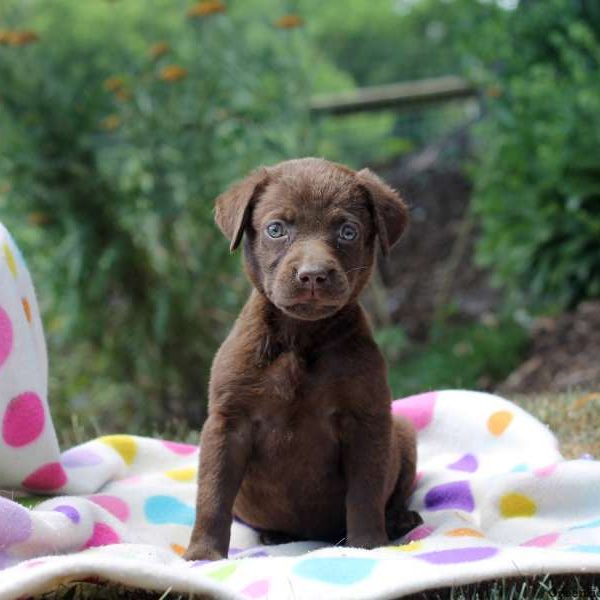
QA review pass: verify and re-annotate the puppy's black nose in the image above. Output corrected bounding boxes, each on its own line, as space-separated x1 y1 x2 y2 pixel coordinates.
297 266 329 287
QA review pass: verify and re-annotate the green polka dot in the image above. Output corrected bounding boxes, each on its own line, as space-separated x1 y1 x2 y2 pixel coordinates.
207 563 237 582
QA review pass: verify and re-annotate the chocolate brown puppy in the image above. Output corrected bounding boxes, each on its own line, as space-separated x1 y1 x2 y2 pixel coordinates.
185 157 421 561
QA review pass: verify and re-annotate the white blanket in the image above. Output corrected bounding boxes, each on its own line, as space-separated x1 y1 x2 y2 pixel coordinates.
2 221 600 599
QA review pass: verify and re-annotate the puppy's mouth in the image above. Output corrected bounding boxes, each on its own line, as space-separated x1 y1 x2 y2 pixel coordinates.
277 300 342 321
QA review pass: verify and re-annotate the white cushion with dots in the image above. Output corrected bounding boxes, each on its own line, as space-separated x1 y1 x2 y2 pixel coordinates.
0 222 65 492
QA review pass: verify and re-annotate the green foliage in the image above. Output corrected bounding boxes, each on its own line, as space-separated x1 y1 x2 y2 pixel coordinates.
470 0 600 310
304 0 507 166
385 319 528 398
0 0 310 430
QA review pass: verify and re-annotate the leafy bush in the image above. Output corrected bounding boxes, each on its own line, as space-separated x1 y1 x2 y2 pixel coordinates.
385 319 528 399
0 0 310 430
470 0 600 311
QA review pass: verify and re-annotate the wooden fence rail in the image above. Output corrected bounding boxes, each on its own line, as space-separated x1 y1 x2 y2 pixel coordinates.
309 75 477 116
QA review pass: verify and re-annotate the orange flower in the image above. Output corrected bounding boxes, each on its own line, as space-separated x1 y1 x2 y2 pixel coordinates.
486 85 502 98
101 115 121 131
103 76 125 93
159 65 188 82
186 1 226 18
148 41 170 60
0 30 39 46
275 14 303 29
27 212 51 227
116 89 132 102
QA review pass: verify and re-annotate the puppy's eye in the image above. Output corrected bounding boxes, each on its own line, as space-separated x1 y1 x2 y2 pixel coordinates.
339 223 359 241
266 221 287 239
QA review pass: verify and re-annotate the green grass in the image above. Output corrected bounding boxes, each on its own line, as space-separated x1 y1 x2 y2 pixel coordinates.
513 391 600 459
27 573 600 599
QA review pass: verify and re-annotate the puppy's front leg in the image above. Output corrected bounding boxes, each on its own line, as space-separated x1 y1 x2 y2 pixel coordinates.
184 414 251 561
342 412 390 549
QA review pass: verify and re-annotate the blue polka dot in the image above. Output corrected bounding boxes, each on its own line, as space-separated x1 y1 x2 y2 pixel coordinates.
511 464 528 473
144 495 195 526
570 518 600 531
293 557 377 585
569 545 600 554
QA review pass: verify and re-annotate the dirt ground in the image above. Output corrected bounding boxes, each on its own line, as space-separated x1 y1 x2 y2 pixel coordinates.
375 124 501 340
375 129 599 395
500 301 600 394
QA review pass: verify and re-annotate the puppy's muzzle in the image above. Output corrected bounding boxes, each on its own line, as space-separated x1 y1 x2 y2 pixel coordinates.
296 265 334 296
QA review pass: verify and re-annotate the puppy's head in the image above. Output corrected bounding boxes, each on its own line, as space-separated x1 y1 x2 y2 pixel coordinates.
215 158 408 321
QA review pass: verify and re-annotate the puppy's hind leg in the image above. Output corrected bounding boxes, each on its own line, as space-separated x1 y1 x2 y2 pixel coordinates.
385 415 422 541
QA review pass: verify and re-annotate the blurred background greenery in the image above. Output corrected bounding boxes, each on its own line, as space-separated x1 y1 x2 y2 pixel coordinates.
0 0 598 441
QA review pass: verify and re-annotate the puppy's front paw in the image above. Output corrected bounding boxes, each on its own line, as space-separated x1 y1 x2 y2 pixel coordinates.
183 542 226 562
346 531 389 550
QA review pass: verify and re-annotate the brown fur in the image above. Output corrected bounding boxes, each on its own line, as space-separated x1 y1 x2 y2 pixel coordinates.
185 157 421 561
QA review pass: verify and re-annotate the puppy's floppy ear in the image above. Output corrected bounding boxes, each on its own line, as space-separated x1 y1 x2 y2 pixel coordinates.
214 168 269 252
358 168 409 256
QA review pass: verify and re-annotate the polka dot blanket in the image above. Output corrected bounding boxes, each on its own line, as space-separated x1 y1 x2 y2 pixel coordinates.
2 222 600 600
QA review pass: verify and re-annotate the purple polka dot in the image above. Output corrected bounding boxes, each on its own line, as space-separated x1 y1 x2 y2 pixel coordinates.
191 560 211 567
0 550 12 570
425 480 475 512
228 547 243 556
61 447 103 468
447 454 478 473
0 497 33 546
416 546 498 564
248 550 269 558
54 505 81 524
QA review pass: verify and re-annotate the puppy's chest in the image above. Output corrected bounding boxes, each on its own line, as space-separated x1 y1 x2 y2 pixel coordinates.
250 350 343 455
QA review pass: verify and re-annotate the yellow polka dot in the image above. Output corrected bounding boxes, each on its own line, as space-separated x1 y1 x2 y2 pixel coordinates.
500 492 537 518
3 243 17 278
487 410 513 436
165 467 196 482
386 540 424 552
100 435 138 465
446 528 484 538
171 543 186 556
22 298 32 323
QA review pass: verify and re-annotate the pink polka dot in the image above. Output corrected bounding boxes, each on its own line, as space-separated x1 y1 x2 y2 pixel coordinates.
521 532 559 548
83 522 121 549
162 441 198 455
412 471 424 492
89 495 130 522
392 392 437 431
406 524 434 542
534 463 558 478
241 579 270 598
22 462 68 491
118 475 142 485
0 306 13 369
25 559 47 569
2 392 45 447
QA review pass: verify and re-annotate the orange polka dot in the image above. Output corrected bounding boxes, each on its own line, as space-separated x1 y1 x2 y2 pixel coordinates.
22 298 32 323
446 528 484 538
487 410 513 436
171 543 186 556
